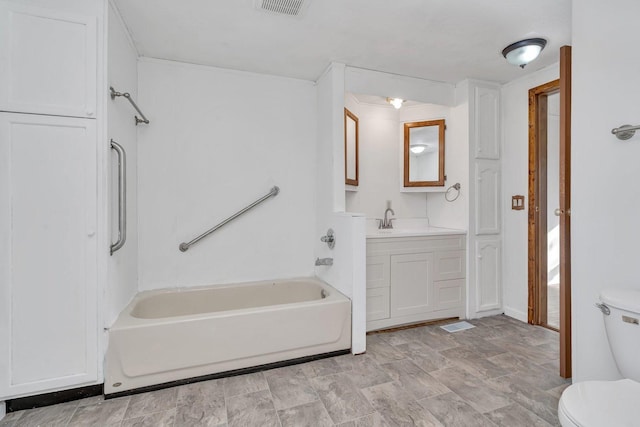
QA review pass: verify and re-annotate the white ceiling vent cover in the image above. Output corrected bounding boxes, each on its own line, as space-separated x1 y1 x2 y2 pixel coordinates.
255 0 309 17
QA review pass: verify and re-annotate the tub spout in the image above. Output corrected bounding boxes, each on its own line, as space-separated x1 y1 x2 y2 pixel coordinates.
315 257 333 266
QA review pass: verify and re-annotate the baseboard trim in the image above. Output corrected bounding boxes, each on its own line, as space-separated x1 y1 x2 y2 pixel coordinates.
504 306 528 323
105 348 351 400
5 384 103 412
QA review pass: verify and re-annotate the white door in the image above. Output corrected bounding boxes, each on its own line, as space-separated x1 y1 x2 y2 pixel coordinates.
0 112 98 399
390 252 434 317
0 1 97 118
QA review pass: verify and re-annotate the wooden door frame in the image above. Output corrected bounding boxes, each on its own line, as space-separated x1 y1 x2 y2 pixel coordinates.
528 46 572 379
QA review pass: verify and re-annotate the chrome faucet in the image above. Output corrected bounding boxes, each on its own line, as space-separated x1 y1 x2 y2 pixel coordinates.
380 208 395 229
315 257 333 266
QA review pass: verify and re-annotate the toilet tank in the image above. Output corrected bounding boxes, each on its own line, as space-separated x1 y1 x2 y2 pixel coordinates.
600 289 640 381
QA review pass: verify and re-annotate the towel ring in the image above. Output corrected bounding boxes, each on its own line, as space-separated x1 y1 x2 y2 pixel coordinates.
445 183 461 202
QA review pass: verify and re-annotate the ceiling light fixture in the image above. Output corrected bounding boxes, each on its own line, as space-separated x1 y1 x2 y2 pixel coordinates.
502 38 547 69
410 146 427 155
386 97 404 109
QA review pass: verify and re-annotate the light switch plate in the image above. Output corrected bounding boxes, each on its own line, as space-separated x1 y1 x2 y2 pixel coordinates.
512 195 525 210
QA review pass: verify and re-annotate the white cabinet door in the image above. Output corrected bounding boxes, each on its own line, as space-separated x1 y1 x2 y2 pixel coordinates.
475 239 502 313
390 252 434 317
475 161 501 235
366 255 390 289
0 1 97 118
0 112 98 398
474 86 500 159
366 287 390 321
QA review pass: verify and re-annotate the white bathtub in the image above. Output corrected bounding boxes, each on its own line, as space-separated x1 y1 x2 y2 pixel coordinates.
104 277 351 395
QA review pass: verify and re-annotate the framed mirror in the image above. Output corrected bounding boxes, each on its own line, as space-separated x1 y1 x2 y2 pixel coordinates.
403 119 445 187
344 108 359 186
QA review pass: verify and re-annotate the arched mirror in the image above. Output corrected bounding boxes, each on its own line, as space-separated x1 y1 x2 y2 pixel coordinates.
404 119 445 187
345 108 359 186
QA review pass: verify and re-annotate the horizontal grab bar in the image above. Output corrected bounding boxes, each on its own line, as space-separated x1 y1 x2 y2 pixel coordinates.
110 86 150 125
179 186 280 252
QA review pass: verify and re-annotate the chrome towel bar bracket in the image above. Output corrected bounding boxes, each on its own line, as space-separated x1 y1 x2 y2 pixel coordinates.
110 86 150 125
611 124 640 140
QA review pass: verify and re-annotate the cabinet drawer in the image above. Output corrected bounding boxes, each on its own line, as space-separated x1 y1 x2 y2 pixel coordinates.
434 279 465 310
434 250 466 281
366 255 390 289
366 287 390 321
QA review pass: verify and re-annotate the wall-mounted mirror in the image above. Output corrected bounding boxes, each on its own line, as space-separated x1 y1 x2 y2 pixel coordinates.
404 119 445 187
345 108 359 186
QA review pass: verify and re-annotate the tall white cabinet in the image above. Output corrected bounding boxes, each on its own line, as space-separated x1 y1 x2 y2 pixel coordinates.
0 0 102 399
465 81 503 318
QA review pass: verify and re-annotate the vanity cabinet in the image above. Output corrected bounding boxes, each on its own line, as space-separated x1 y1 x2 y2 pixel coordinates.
366 234 466 331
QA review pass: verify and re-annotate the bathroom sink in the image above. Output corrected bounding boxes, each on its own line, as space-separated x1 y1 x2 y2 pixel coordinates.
366 226 466 238
365 218 466 238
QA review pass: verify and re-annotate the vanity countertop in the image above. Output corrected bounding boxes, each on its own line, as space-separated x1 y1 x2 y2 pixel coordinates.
366 225 467 239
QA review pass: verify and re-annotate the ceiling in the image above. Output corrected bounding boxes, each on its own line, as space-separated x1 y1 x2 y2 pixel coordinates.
351 94 423 108
113 0 571 84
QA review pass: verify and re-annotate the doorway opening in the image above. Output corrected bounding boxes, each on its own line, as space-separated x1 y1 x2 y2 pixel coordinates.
528 80 559 331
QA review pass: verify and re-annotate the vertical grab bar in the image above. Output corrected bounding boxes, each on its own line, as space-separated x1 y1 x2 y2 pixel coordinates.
110 140 126 255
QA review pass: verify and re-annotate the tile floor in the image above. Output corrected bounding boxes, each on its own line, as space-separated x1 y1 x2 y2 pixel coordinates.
0 315 570 427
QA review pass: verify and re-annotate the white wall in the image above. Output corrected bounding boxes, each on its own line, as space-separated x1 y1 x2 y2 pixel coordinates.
399 103 468 230
106 1 138 326
425 84 469 231
344 96 437 219
343 69 462 229
547 93 560 234
546 94 560 287
314 64 367 354
136 58 317 290
343 96 469 225
500 63 559 322
572 0 640 382
345 67 455 107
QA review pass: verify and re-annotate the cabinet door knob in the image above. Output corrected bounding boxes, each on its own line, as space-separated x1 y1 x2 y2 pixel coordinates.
554 208 563 216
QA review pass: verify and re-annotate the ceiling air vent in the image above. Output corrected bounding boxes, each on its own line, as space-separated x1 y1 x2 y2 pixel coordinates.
255 0 309 17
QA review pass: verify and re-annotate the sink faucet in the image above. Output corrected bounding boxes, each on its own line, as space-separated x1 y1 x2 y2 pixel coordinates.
381 208 395 229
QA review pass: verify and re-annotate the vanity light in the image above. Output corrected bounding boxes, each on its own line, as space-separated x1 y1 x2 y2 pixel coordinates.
502 38 547 69
410 146 426 154
386 97 404 109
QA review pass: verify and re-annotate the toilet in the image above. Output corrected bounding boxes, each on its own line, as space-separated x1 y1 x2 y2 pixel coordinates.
558 289 640 426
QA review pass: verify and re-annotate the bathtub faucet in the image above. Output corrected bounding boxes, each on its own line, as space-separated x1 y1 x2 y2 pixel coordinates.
315 257 333 266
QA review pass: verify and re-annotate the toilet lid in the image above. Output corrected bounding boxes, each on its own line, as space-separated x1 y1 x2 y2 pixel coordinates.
560 379 640 427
